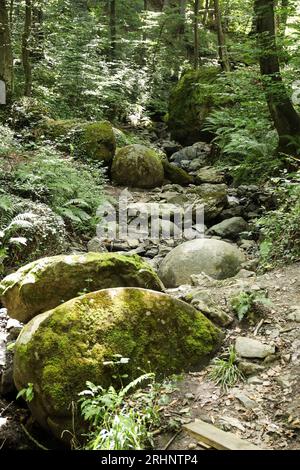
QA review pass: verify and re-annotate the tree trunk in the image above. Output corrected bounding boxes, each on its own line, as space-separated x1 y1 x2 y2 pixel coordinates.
202 0 210 26
194 0 200 69
9 0 13 29
254 0 300 156
213 0 230 71
32 2 44 62
109 0 116 59
22 0 32 96
278 0 289 38
178 0 186 35
143 0 148 42
0 0 13 103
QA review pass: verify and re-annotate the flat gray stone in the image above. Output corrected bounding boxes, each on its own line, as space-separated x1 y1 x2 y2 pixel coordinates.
235 336 275 359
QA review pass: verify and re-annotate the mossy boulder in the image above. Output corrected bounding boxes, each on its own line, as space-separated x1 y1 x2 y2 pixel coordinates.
163 160 194 186
0 253 163 323
111 144 164 188
168 67 219 146
37 119 116 165
158 238 245 287
13 287 222 440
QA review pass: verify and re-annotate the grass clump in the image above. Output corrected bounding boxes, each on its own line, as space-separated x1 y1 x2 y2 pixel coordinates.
209 346 244 391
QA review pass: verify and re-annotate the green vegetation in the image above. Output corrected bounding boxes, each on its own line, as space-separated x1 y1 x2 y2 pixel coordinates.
16 382 34 403
78 373 159 450
0 145 105 235
1 0 300 451
230 290 271 322
258 176 300 269
209 346 244 391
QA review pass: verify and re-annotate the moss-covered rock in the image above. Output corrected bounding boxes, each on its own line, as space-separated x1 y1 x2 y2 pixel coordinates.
0 253 163 323
13 287 222 440
37 119 116 165
163 160 194 186
111 144 164 188
167 67 219 146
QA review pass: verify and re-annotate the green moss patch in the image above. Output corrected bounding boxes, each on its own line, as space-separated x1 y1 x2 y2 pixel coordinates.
14 287 222 438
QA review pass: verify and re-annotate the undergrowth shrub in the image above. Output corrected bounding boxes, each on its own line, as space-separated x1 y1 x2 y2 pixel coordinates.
0 125 21 157
203 68 282 183
0 197 67 270
231 290 271 322
258 175 300 269
76 370 179 451
1 146 106 235
209 346 244 391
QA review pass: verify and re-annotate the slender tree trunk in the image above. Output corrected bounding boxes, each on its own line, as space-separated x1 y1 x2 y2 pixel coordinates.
0 0 13 103
178 0 186 35
254 0 300 156
143 0 148 42
32 2 44 62
109 0 116 59
202 0 210 25
9 0 13 29
278 0 289 38
22 0 32 96
194 0 200 69
213 0 230 71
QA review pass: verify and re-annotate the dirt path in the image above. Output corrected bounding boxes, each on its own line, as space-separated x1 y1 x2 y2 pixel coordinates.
156 263 300 450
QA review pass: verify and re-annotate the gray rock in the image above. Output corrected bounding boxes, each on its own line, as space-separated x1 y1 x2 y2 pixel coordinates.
195 166 225 184
235 336 275 359
159 140 182 157
232 390 257 410
235 269 255 279
170 142 211 166
0 361 15 396
158 238 245 288
220 206 243 219
238 239 257 251
207 217 249 240
238 360 265 376
242 258 259 271
186 290 233 327
189 159 204 172
87 237 109 253
0 331 7 368
287 308 300 323
247 377 264 385
188 184 228 221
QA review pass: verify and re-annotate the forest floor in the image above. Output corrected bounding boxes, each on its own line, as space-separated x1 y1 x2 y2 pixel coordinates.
157 263 300 450
1 263 300 450
1 179 300 451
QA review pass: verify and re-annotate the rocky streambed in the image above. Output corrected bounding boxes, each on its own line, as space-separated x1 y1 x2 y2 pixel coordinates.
0 137 295 451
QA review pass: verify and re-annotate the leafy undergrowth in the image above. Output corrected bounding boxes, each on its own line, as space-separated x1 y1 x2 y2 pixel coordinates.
73 371 180 451
1 146 105 234
258 174 300 270
203 68 284 184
